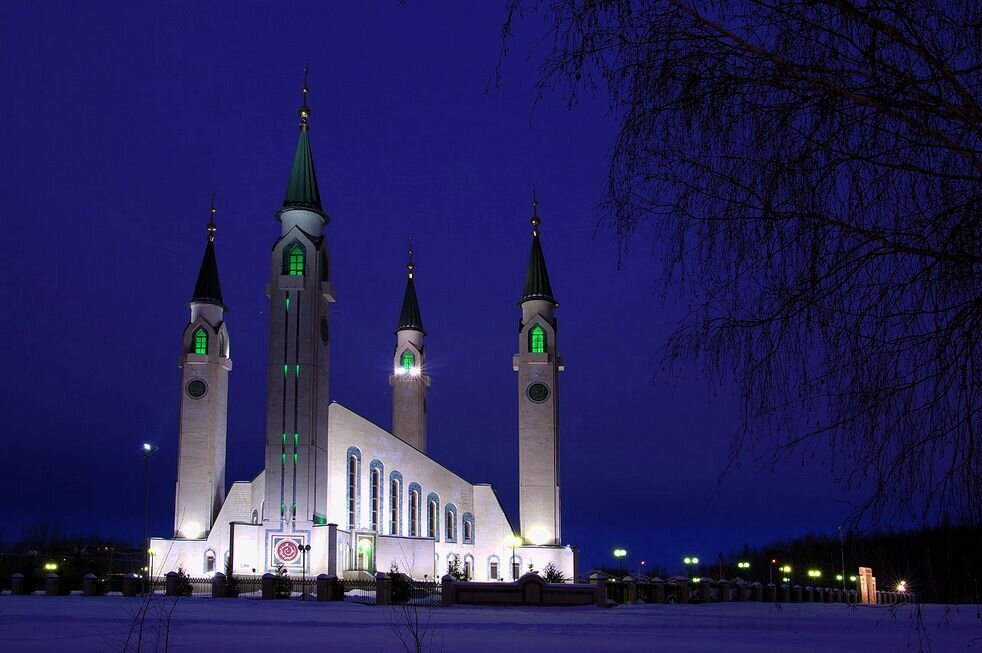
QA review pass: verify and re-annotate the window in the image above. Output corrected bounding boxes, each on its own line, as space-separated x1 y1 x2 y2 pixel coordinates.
462 513 475 544
409 486 420 536
464 555 474 581
426 493 440 539
445 504 457 543
402 350 415 371
511 556 521 580
489 556 500 580
288 245 305 276
219 333 227 358
346 448 361 528
205 550 216 574
390 477 401 535
193 328 208 355
370 468 381 532
529 324 546 353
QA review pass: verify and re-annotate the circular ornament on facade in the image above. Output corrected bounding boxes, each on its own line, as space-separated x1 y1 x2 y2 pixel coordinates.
320 317 329 344
186 379 208 399
276 539 300 563
527 382 550 403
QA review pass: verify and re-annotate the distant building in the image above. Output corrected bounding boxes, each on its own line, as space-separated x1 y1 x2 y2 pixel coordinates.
150 83 576 581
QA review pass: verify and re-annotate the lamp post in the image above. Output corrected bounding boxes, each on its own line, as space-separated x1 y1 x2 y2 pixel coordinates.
639 560 646 578
838 525 846 591
613 549 627 575
300 544 311 600
683 556 699 579
142 442 158 595
770 559 776 584
780 565 792 584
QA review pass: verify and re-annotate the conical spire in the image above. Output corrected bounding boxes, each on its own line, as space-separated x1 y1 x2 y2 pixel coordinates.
520 193 556 305
397 240 425 333
191 194 226 308
278 68 327 222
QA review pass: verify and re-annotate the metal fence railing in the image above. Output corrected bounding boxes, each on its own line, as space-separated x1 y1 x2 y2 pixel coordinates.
341 578 376 605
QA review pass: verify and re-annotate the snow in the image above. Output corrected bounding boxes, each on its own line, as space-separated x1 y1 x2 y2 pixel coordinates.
0 595 977 652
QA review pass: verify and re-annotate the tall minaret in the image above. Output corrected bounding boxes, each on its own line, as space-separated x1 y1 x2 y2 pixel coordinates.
513 194 563 546
263 71 334 530
390 242 429 451
174 198 232 539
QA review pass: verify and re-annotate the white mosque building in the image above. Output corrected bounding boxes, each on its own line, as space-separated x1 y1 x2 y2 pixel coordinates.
150 82 576 582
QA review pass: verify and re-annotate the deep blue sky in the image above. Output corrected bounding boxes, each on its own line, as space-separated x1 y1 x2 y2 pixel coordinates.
0 1 864 573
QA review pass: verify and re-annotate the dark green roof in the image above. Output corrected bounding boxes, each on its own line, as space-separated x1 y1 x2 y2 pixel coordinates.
520 233 555 304
190 239 225 309
277 130 328 222
397 276 425 333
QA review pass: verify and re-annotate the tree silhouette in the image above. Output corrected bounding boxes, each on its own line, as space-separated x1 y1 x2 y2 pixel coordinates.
497 0 980 525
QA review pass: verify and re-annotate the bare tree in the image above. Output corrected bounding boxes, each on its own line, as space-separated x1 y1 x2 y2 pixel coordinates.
497 0 980 525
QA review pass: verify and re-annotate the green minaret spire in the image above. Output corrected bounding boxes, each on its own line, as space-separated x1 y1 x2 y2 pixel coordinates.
520 193 556 305
277 68 327 222
191 194 226 308
397 240 425 333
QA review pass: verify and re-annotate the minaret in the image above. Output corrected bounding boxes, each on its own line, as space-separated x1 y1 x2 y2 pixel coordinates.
174 197 232 539
513 194 563 546
262 70 334 533
390 242 429 451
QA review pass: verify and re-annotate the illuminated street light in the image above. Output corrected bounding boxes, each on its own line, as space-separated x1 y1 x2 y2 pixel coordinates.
807 569 822 579
43 562 58 572
896 580 907 592
683 556 699 579
613 548 627 574
142 442 159 595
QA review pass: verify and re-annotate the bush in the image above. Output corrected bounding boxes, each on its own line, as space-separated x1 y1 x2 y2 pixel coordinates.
224 557 239 597
543 562 566 583
273 565 292 599
174 567 193 596
389 563 412 603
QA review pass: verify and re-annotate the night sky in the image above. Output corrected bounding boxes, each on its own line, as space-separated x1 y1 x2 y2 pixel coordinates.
0 2 866 573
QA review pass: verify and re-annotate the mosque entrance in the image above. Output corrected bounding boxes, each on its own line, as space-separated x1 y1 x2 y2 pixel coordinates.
355 534 375 572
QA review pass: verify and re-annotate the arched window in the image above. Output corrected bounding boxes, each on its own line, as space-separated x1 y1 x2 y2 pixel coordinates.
288 244 305 276
511 554 522 581
445 503 458 543
462 513 475 544
401 350 415 372
346 447 362 528
251 509 258 524
193 328 208 355
408 483 422 536
529 324 546 353
219 333 227 358
370 468 381 532
426 492 440 539
488 555 500 581
389 471 403 535
204 549 216 574
464 554 474 581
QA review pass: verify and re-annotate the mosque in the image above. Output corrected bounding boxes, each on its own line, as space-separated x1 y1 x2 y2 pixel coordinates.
150 81 576 581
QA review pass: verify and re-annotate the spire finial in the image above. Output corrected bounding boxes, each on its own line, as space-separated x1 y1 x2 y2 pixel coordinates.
207 191 217 242
407 236 415 279
531 188 540 237
299 67 311 131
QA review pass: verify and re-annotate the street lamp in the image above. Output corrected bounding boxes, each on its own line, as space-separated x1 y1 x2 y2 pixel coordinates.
300 544 311 600
639 560 646 578
807 569 822 580
737 561 750 579
780 565 792 584
683 556 699 579
142 442 158 595
613 549 627 575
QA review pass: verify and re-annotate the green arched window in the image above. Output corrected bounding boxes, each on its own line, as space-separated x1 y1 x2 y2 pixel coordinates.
401 350 415 371
529 325 546 354
288 245 305 276
193 328 208 355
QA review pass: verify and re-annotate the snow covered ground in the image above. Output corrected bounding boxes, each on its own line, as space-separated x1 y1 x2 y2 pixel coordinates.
0 595 977 652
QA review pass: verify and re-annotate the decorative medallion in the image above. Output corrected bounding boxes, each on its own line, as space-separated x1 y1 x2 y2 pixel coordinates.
270 534 306 569
527 382 550 403
186 379 208 399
